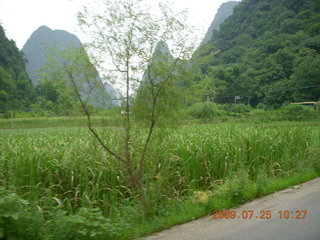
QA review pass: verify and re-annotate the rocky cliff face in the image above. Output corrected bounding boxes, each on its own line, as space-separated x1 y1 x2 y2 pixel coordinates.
22 25 117 106
141 41 173 84
22 26 82 84
201 1 239 45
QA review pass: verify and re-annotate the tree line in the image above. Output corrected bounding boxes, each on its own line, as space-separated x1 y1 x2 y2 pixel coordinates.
0 25 33 114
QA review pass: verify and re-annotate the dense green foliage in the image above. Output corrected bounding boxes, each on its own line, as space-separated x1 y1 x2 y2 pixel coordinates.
195 0 320 107
0 123 319 238
32 75 80 116
186 102 320 122
0 25 33 113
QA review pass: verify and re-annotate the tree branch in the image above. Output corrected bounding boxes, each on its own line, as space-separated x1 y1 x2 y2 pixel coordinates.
63 62 125 164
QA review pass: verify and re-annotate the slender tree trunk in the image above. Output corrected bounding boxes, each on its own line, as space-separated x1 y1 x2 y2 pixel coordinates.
124 58 149 217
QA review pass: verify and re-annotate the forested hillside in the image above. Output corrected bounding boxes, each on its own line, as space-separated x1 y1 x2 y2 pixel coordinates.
0 25 33 113
195 0 320 107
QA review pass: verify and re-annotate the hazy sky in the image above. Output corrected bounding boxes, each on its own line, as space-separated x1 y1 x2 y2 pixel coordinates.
0 0 239 49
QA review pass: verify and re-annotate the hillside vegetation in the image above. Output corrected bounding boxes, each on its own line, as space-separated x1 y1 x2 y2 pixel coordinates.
195 0 320 107
0 25 33 113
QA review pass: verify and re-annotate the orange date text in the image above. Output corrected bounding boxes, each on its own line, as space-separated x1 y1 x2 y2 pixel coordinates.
211 210 307 220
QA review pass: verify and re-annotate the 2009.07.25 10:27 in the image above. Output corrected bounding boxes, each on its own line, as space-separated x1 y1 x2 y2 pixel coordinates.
211 210 308 220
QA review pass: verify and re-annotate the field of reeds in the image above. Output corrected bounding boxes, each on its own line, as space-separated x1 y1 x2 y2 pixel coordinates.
1 122 320 239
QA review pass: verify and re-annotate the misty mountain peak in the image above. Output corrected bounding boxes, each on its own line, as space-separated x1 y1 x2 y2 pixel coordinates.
201 1 239 45
22 26 82 84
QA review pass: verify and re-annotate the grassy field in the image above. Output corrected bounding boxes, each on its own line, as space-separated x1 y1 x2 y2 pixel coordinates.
0 121 320 239
0 115 122 129
1 104 319 129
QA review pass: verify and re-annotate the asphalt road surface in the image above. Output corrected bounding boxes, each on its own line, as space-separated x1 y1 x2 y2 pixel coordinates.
144 178 320 240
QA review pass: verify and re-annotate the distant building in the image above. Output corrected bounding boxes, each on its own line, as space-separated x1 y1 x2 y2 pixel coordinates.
290 101 319 109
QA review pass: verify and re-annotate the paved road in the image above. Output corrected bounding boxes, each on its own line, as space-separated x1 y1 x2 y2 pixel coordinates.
145 178 320 240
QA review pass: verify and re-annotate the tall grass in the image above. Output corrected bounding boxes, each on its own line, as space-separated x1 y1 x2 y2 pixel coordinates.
0 123 319 239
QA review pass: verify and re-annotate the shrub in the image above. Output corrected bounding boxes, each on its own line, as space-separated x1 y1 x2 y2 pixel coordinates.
256 103 268 110
0 188 43 239
187 102 226 119
229 104 252 114
279 104 318 120
46 207 129 240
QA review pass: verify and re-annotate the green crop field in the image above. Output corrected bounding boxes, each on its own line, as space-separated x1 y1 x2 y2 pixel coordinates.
1 122 320 239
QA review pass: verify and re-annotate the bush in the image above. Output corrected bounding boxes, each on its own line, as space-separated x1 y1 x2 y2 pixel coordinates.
3 110 16 119
0 188 129 240
187 102 226 119
256 103 268 110
229 104 252 114
0 188 43 239
278 104 318 120
46 207 129 240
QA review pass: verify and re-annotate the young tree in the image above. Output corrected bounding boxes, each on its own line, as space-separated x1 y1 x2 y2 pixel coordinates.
32 0 193 217
67 0 195 217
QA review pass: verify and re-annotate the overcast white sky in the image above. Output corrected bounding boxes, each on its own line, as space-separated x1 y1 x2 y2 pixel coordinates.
0 0 240 49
